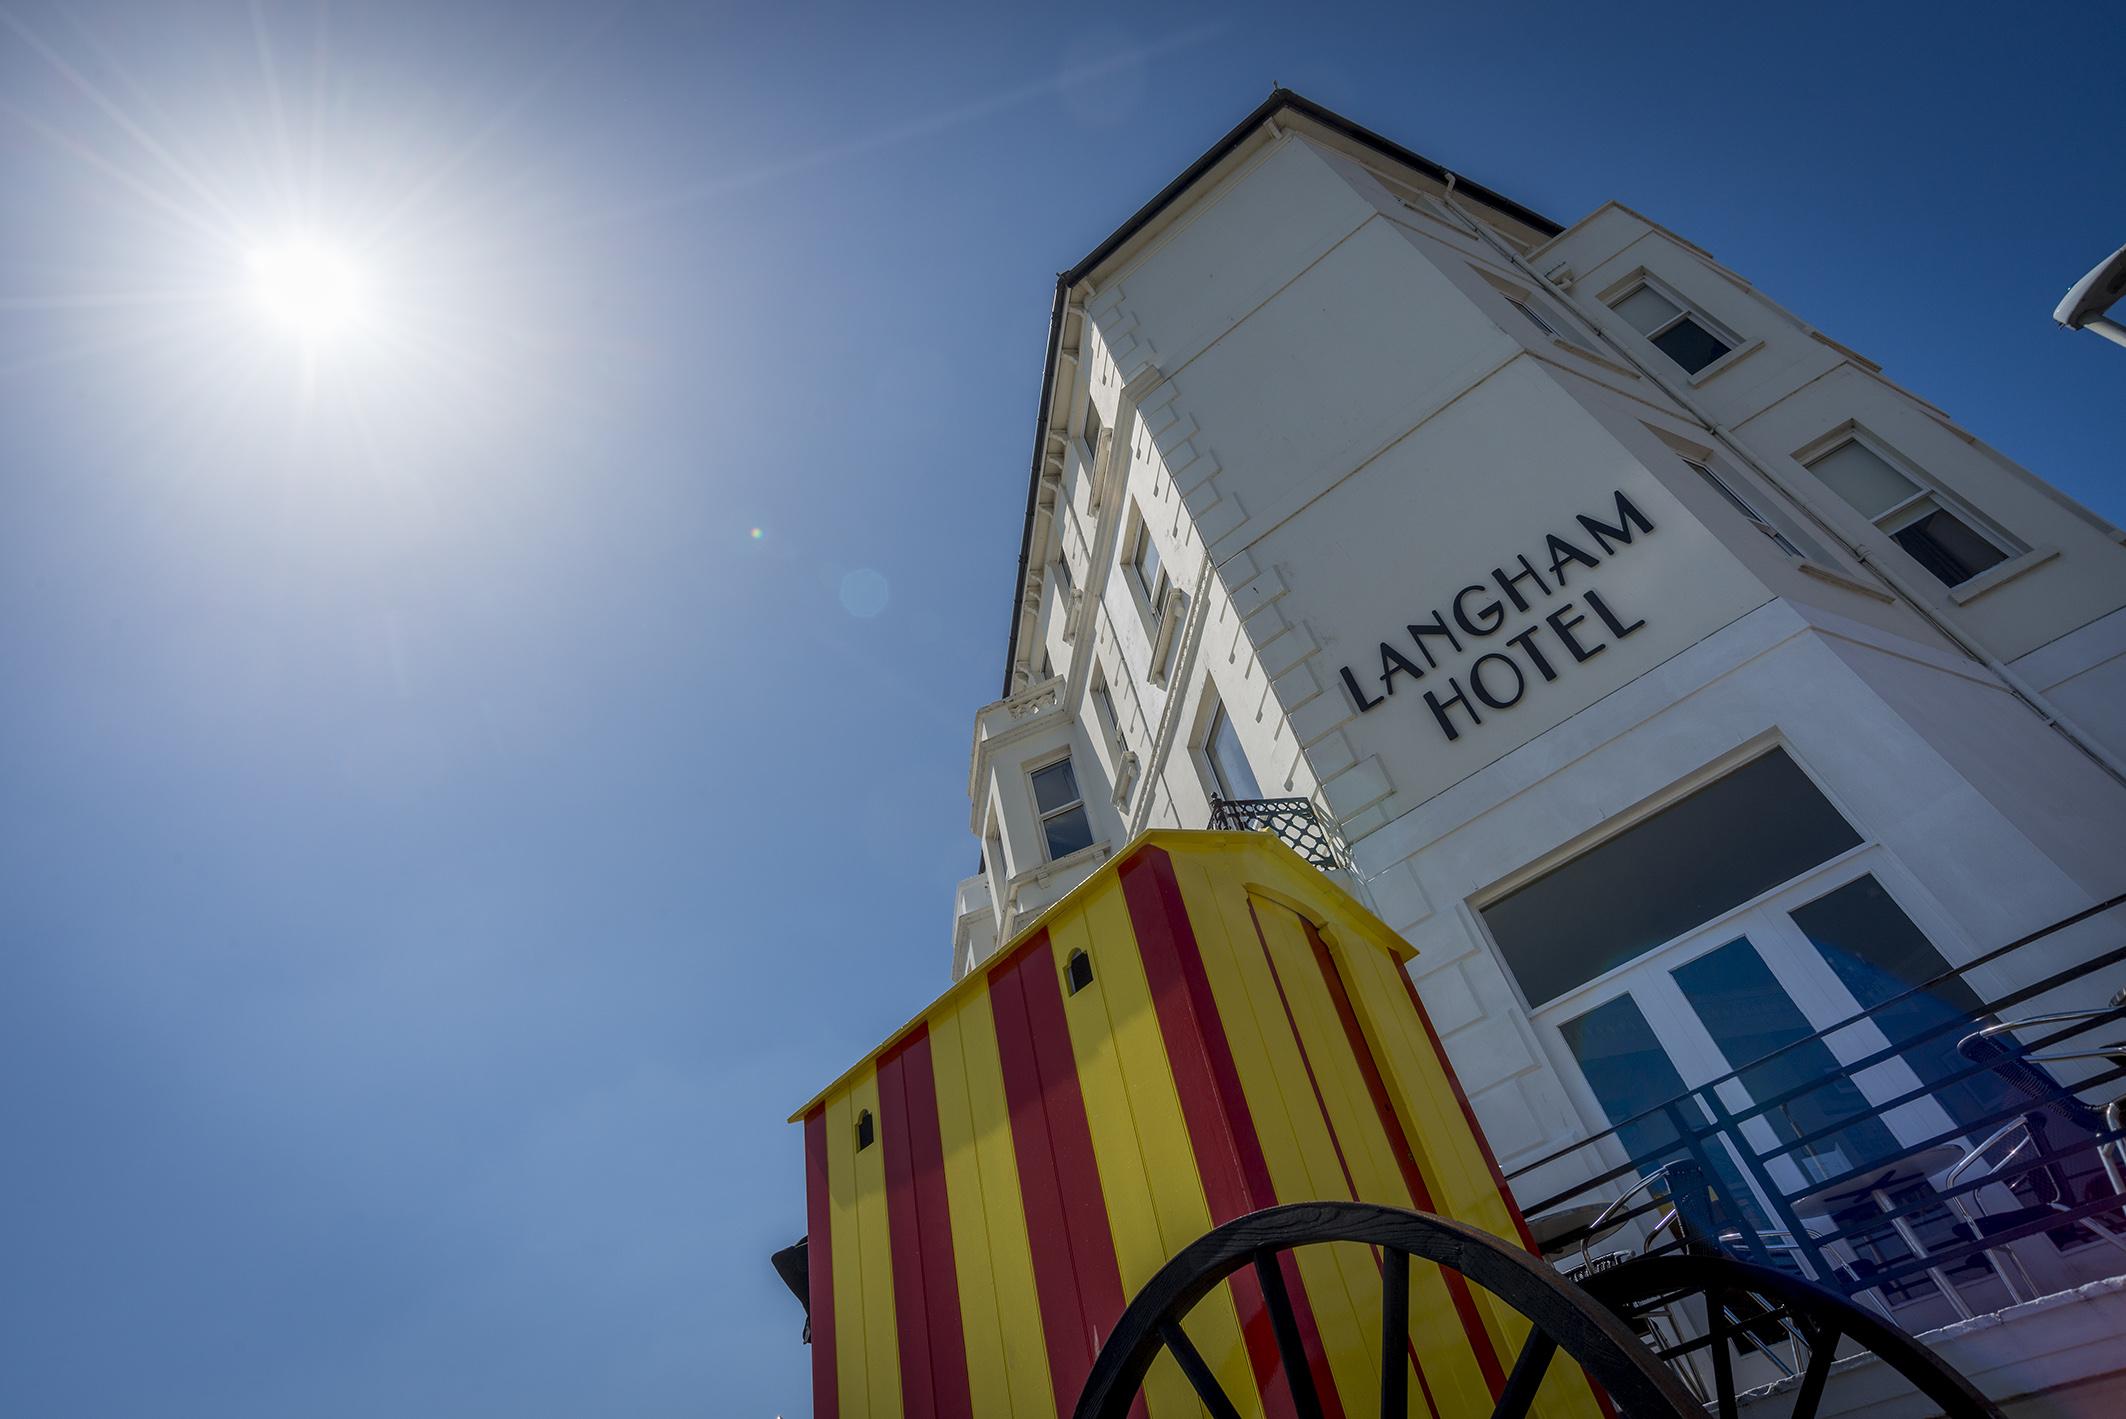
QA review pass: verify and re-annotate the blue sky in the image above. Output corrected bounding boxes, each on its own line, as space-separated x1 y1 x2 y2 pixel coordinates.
1 2 2119 1415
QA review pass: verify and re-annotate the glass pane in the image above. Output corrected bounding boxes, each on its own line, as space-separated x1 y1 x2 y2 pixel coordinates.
1083 400 1103 458
1133 525 1163 600
1671 937 1901 1181
1807 440 1921 519
1791 876 2026 1139
1030 758 1080 815
1558 994 1764 1229
1482 750 1862 1006
1042 803 1094 861
1892 508 2008 586
1651 317 1732 374
1613 285 1680 336
1510 298 1556 338
1208 705 1263 802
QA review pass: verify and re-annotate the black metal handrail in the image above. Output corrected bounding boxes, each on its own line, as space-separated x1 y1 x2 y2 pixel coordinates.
1206 795 1347 868
1505 893 2126 1353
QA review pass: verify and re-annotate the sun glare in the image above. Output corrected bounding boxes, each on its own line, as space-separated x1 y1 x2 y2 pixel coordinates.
247 240 366 340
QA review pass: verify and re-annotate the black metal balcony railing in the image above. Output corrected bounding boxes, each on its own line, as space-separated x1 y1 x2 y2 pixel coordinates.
1507 893 2126 1391
1206 795 1347 869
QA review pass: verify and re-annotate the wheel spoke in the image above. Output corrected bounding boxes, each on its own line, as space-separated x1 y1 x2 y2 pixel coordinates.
1707 1288 1738 1419
1157 1318 1244 1419
1254 1248 1328 1419
1490 1332 1558 1419
1790 1328 1841 1419
1380 1249 1409 1419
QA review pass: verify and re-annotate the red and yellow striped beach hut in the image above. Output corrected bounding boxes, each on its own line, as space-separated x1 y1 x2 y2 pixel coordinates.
791 830 1604 1419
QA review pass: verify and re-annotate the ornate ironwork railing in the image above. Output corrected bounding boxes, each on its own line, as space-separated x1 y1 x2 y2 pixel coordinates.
1206 795 1347 869
1506 893 2126 1394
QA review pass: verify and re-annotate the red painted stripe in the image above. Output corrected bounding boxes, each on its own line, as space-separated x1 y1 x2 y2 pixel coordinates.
1393 965 1540 1255
877 1037 937 1417
1301 916 1507 1400
1120 846 1345 1419
879 1027 973 1419
803 1106 838 1419
1250 906 1443 1419
988 934 1144 1419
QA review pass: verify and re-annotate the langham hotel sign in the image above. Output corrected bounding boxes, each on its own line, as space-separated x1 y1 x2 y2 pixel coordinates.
1338 490 1655 741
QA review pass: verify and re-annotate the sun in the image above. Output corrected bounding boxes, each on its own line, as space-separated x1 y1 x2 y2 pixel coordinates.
247 239 367 340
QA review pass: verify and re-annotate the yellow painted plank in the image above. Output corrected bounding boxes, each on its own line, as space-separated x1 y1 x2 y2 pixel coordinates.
929 999 1012 1418
1329 930 1601 1419
941 983 1056 1418
1247 896 1495 1418
825 1087 878 1418
1074 875 1261 1417
1170 852 1381 1419
1053 882 1256 1418
846 1067 904 1419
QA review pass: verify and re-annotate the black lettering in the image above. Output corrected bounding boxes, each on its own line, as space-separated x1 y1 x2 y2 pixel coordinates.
1423 677 1482 742
1504 626 1558 682
1339 664 1385 712
1544 533 1602 586
1468 653 1527 710
1586 588 1646 640
1545 603 1604 663
1577 489 1655 555
1378 641 1425 694
1452 584 1506 638
1491 554 1552 613
1406 611 1461 668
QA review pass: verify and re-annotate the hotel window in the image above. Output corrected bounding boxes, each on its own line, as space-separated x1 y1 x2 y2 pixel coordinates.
1030 756 1094 862
1128 517 1171 628
1682 456 1805 557
1090 667 1121 748
1804 437 2012 588
1083 399 1104 462
1611 282 1733 375
1203 701 1263 802
1481 749 1860 1007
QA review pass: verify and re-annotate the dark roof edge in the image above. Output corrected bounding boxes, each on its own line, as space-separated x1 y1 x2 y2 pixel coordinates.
999 90 1563 696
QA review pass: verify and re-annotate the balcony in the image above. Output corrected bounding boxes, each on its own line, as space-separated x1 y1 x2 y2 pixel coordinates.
1206 795 1348 869
1507 894 2126 1412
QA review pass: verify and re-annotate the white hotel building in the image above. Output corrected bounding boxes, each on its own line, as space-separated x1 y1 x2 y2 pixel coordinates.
948 91 2126 1391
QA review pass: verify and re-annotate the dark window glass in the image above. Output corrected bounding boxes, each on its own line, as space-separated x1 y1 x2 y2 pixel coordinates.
1066 949 1093 995
856 1110 874 1150
1206 704 1262 802
1891 509 2008 586
1030 759 1079 815
1672 937 1899 1178
1790 876 2023 1138
1651 316 1732 374
1083 400 1104 460
1483 750 1861 1006
1031 758 1093 862
1557 994 1764 1228
1043 808 1093 861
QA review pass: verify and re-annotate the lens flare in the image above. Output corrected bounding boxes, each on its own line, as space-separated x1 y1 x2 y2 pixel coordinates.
247 240 366 339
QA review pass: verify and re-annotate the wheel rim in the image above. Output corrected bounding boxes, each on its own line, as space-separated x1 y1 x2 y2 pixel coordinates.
1073 1200 1702 1419
1579 1253 2004 1419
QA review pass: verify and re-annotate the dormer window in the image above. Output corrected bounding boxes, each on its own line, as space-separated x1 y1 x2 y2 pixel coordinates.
1612 283 1733 375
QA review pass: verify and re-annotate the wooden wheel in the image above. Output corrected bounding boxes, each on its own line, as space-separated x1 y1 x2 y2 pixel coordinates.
1073 1201 1701 1419
1577 1253 2002 1419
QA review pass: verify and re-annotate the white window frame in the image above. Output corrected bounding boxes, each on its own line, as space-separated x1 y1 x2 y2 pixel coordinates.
1201 697 1263 803
1680 455 1807 558
1028 753 1093 864
1798 428 2022 580
1606 275 1741 376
